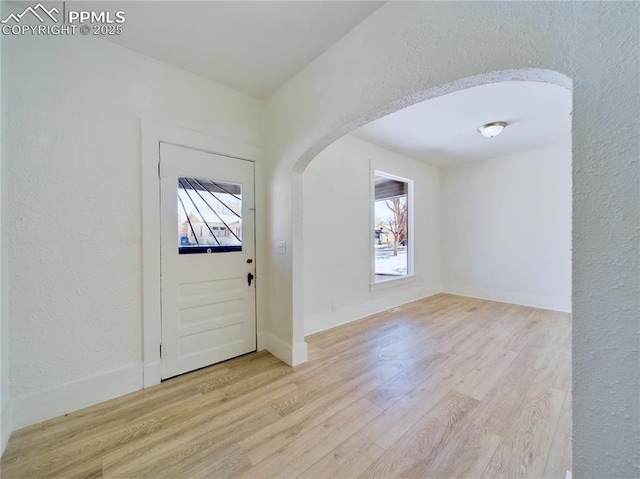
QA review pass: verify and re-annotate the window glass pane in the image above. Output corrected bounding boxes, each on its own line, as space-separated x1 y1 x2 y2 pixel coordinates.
177 177 242 254
374 174 408 281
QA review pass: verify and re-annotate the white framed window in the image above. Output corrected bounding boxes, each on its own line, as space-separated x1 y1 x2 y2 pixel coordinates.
371 170 413 286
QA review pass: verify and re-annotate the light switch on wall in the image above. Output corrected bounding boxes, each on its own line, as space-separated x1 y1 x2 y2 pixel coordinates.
276 241 286 254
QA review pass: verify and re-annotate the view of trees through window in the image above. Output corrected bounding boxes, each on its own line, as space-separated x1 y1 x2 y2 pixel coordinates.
374 172 409 281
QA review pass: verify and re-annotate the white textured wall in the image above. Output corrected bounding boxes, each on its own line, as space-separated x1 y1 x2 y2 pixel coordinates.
266 2 639 476
303 135 440 335
569 9 639 477
442 145 572 312
5 34 264 420
0 16 10 454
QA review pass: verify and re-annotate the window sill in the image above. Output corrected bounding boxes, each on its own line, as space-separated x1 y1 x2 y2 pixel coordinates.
370 274 416 292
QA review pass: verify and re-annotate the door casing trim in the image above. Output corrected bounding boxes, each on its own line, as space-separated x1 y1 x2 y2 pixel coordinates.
141 120 264 387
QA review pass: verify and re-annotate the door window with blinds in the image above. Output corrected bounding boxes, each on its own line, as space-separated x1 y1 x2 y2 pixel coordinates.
177 177 242 254
373 171 412 283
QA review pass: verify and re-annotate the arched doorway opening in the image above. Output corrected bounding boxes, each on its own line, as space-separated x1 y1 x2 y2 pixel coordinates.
291 69 572 344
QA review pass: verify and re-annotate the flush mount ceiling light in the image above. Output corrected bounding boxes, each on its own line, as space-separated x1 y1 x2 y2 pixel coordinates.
478 121 507 138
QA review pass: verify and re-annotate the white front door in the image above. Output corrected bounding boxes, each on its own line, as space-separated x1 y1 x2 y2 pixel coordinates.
160 143 256 380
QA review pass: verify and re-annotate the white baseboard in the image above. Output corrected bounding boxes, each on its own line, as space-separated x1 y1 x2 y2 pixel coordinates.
305 287 441 336
12 363 143 430
265 332 308 367
291 341 308 366
1 399 12 455
442 283 571 313
143 360 161 388
257 330 269 352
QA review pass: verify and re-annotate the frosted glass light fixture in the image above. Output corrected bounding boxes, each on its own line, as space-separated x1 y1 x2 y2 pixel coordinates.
478 121 507 138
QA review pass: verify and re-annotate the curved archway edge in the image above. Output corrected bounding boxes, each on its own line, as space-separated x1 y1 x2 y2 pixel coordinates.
291 69 571 175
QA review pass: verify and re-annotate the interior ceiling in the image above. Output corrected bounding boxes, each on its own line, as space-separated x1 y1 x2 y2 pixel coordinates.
65 3 569 165
352 81 572 168
78 1 384 99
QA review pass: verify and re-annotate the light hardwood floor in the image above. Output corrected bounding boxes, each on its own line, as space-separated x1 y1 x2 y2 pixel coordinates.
1 293 571 479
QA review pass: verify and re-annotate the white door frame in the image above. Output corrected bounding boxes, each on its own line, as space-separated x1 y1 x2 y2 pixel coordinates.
141 120 265 387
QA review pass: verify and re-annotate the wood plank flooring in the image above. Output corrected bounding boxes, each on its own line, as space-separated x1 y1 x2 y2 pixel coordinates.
1 293 571 478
